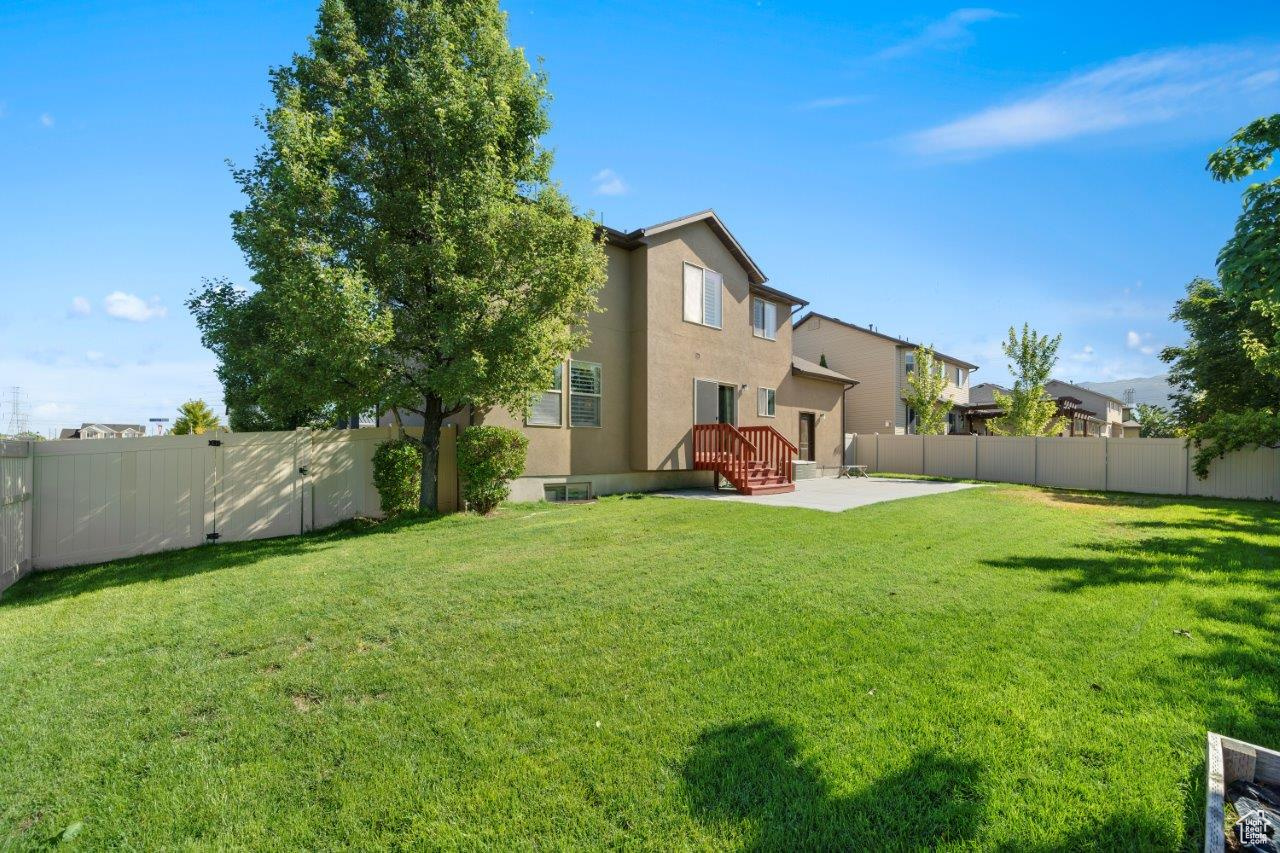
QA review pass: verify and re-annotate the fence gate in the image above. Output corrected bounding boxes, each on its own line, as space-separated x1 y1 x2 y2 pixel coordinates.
209 431 306 544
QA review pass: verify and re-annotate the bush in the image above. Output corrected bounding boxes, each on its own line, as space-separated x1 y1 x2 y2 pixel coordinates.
457 426 528 515
371 439 422 517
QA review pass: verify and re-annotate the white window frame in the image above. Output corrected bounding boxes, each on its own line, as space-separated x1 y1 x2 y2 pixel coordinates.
905 351 915 375
757 387 776 418
526 362 564 427
569 360 602 428
683 262 723 329
752 296 778 341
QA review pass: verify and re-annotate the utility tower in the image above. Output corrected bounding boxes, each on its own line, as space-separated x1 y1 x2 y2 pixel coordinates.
4 387 28 435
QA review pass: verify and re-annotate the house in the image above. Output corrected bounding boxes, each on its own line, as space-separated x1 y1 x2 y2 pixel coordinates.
1120 406 1142 438
388 210 855 501
57 423 147 440
792 312 978 435
966 381 1126 437
1045 380 1126 437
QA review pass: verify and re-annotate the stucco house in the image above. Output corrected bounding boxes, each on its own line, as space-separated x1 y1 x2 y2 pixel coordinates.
390 210 855 501
792 312 978 435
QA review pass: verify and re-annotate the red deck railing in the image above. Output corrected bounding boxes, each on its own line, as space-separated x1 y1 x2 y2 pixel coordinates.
740 425 799 483
692 423 796 493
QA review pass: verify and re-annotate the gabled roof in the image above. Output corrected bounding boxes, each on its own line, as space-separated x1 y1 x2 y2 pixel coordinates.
791 355 858 386
794 312 980 371
1045 379 1126 406
601 209 808 306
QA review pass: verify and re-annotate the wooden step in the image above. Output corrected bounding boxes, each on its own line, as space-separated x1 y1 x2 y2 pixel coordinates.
737 482 796 495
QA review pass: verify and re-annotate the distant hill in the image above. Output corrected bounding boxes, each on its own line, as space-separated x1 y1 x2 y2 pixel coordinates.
1078 375 1174 409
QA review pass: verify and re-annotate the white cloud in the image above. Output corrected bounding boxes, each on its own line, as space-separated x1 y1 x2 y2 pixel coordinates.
1126 330 1158 355
68 296 91 317
876 8 1011 61
104 291 167 322
910 44 1280 157
591 168 628 196
797 95 869 111
39 112 54 127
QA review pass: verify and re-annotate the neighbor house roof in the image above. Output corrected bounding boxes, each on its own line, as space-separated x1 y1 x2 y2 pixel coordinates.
791 355 858 385
1046 379 1127 406
601 209 808 307
59 423 146 439
793 312 980 370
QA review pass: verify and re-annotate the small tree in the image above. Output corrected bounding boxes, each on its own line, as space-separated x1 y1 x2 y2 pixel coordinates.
171 400 224 435
987 324 1065 437
457 426 528 514
901 346 952 435
1135 404 1177 438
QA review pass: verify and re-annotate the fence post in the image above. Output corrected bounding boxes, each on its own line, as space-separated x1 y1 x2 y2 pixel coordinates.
972 434 979 479
1103 436 1109 492
875 433 880 472
1033 437 1040 486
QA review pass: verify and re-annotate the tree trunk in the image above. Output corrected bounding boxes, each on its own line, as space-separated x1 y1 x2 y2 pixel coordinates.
418 396 444 512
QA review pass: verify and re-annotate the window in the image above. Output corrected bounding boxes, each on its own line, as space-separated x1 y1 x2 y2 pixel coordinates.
955 366 966 386
905 351 915 375
569 360 602 427
683 262 723 328
752 297 778 341
544 482 592 502
757 387 776 417
527 363 563 426
906 406 917 433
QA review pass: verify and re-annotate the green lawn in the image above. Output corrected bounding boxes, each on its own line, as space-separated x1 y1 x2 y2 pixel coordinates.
1 485 1277 850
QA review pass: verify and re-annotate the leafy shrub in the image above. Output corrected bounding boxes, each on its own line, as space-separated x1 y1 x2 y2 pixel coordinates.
371 439 422 517
457 426 528 515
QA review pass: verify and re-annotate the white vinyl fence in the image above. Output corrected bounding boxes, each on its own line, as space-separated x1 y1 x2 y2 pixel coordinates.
1 440 33 593
0 427 459 596
851 434 1280 501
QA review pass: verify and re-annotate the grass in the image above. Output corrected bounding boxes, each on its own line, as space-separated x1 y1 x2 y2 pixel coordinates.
1 485 1278 850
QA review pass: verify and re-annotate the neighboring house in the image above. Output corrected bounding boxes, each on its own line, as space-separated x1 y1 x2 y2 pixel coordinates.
966 381 1125 437
1120 406 1142 438
57 423 147 440
792 312 978 435
387 210 855 501
1045 380 1126 437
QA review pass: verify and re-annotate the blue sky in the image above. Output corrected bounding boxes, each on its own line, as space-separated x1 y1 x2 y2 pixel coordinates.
4 1 1280 434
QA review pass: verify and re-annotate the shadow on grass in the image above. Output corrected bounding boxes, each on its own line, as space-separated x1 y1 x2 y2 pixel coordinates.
985 499 1280 849
682 718 985 850
1 512 446 610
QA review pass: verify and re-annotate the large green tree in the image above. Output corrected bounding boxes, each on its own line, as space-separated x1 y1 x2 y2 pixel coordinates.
1134 404 1178 438
987 324 1064 437
901 346 953 435
1162 117 1280 476
191 0 607 509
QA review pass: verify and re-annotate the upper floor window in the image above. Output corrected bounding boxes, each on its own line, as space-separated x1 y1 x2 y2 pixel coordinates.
955 367 967 386
683 262 723 329
905 351 915 374
569 360 602 427
527 363 563 427
752 297 778 341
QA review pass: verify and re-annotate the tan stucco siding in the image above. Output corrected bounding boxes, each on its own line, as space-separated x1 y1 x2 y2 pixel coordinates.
775 374 846 469
637 221 799 470
478 243 635 476
794 318 897 434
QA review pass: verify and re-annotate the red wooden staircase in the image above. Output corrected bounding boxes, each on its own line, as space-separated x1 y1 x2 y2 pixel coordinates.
692 423 797 495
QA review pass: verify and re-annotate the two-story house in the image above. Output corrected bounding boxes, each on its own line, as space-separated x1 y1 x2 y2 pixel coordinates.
396 210 855 502
967 381 1127 437
792 312 978 435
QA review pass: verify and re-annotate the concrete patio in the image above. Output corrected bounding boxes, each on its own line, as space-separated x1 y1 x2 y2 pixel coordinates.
655 476 980 512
